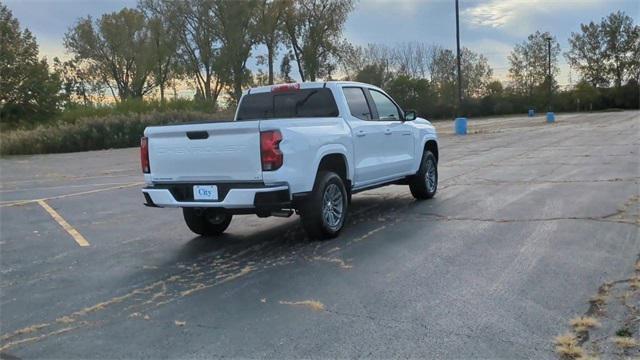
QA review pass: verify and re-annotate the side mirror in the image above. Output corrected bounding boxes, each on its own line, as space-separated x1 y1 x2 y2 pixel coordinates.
404 110 417 121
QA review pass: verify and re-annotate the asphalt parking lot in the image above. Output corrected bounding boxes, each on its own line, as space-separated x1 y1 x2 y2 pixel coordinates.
1 111 638 359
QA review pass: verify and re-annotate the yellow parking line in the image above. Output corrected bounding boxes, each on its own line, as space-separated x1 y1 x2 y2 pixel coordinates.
37 200 90 247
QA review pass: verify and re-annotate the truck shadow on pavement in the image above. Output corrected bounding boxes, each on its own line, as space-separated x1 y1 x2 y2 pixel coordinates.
173 187 424 261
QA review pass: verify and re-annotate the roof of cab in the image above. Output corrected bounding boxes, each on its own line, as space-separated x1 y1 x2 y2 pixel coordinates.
242 81 380 95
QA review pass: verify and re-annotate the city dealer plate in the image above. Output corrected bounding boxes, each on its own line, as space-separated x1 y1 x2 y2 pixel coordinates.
193 185 218 201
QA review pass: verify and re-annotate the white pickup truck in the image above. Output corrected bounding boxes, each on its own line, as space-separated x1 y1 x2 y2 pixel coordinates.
141 81 438 239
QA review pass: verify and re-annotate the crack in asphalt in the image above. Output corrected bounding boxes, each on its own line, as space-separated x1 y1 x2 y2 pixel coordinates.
409 210 639 226
451 177 639 187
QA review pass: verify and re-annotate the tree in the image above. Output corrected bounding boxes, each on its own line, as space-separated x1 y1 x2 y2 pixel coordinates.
53 58 105 107
485 80 504 96
429 48 456 95
566 12 639 88
600 11 639 87
155 0 224 106
460 48 493 98
508 31 560 97
283 0 354 81
139 1 180 102
214 0 260 103
0 4 61 126
341 43 395 85
573 80 599 110
355 64 387 87
65 8 154 101
565 22 609 87
279 51 294 82
257 0 287 85
392 42 432 79
337 43 365 80
385 75 433 117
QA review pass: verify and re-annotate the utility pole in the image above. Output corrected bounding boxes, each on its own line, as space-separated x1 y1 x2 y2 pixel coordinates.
455 0 462 115
546 36 552 112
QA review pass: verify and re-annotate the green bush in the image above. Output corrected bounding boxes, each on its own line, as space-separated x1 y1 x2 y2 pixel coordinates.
0 110 232 156
55 99 218 125
0 98 218 132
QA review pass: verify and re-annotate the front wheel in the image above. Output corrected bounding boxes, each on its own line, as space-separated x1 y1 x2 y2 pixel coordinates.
183 208 232 236
300 171 349 240
409 150 438 199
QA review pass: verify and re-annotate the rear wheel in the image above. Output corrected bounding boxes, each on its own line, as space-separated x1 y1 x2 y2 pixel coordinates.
409 150 438 199
300 171 348 240
183 208 232 236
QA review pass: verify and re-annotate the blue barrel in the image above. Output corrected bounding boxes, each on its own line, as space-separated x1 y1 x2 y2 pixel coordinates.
546 112 555 123
528 109 535 117
454 117 467 135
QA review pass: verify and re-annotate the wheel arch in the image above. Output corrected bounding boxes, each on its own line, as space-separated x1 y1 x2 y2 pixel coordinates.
316 153 350 186
423 139 439 163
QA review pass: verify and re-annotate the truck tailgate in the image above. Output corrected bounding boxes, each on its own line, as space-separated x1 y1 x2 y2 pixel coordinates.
145 121 262 183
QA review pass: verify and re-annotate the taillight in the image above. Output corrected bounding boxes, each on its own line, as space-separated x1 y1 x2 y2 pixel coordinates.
260 130 283 171
140 136 150 173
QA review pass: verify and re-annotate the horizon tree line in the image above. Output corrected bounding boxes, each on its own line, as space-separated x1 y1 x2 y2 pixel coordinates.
1 1 638 127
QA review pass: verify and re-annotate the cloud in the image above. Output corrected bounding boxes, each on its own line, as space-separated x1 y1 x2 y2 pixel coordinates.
465 1 520 28
464 0 604 35
357 0 424 13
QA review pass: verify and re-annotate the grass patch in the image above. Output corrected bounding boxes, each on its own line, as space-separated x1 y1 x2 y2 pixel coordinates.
0 110 232 156
554 333 585 359
569 316 601 333
611 336 638 349
616 328 633 337
588 294 607 307
279 300 325 312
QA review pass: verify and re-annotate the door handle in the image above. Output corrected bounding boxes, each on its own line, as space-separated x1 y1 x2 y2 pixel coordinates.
384 129 392 135
356 130 366 137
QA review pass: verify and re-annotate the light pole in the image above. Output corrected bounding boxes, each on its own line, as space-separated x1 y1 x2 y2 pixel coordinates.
546 36 552 112
545 35 555 123
453 0 467 134
455 0 462 115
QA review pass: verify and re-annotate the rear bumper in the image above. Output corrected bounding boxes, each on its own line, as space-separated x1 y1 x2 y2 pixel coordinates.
142 183 290 210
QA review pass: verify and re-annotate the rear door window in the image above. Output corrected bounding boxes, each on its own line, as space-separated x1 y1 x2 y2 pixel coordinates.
236 88 339 121
343 87 372 120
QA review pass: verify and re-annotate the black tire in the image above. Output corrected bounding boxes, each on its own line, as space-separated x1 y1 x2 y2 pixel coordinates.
409 150 438 199
183 208 232 236
300 171 349 240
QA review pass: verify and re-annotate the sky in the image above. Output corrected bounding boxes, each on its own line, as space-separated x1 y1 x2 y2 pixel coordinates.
5 0 640 87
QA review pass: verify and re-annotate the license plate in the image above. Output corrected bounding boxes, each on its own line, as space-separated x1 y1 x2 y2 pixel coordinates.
193 185 218 201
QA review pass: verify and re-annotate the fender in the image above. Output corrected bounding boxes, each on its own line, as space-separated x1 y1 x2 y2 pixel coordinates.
409 134 438 174
420 135 438 153
309 143 353 186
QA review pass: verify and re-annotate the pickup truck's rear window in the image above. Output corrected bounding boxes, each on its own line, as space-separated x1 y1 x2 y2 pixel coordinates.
236 88 339 121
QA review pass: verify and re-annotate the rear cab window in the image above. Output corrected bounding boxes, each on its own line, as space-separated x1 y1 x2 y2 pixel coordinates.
236 88 339 121
343 87 372 120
